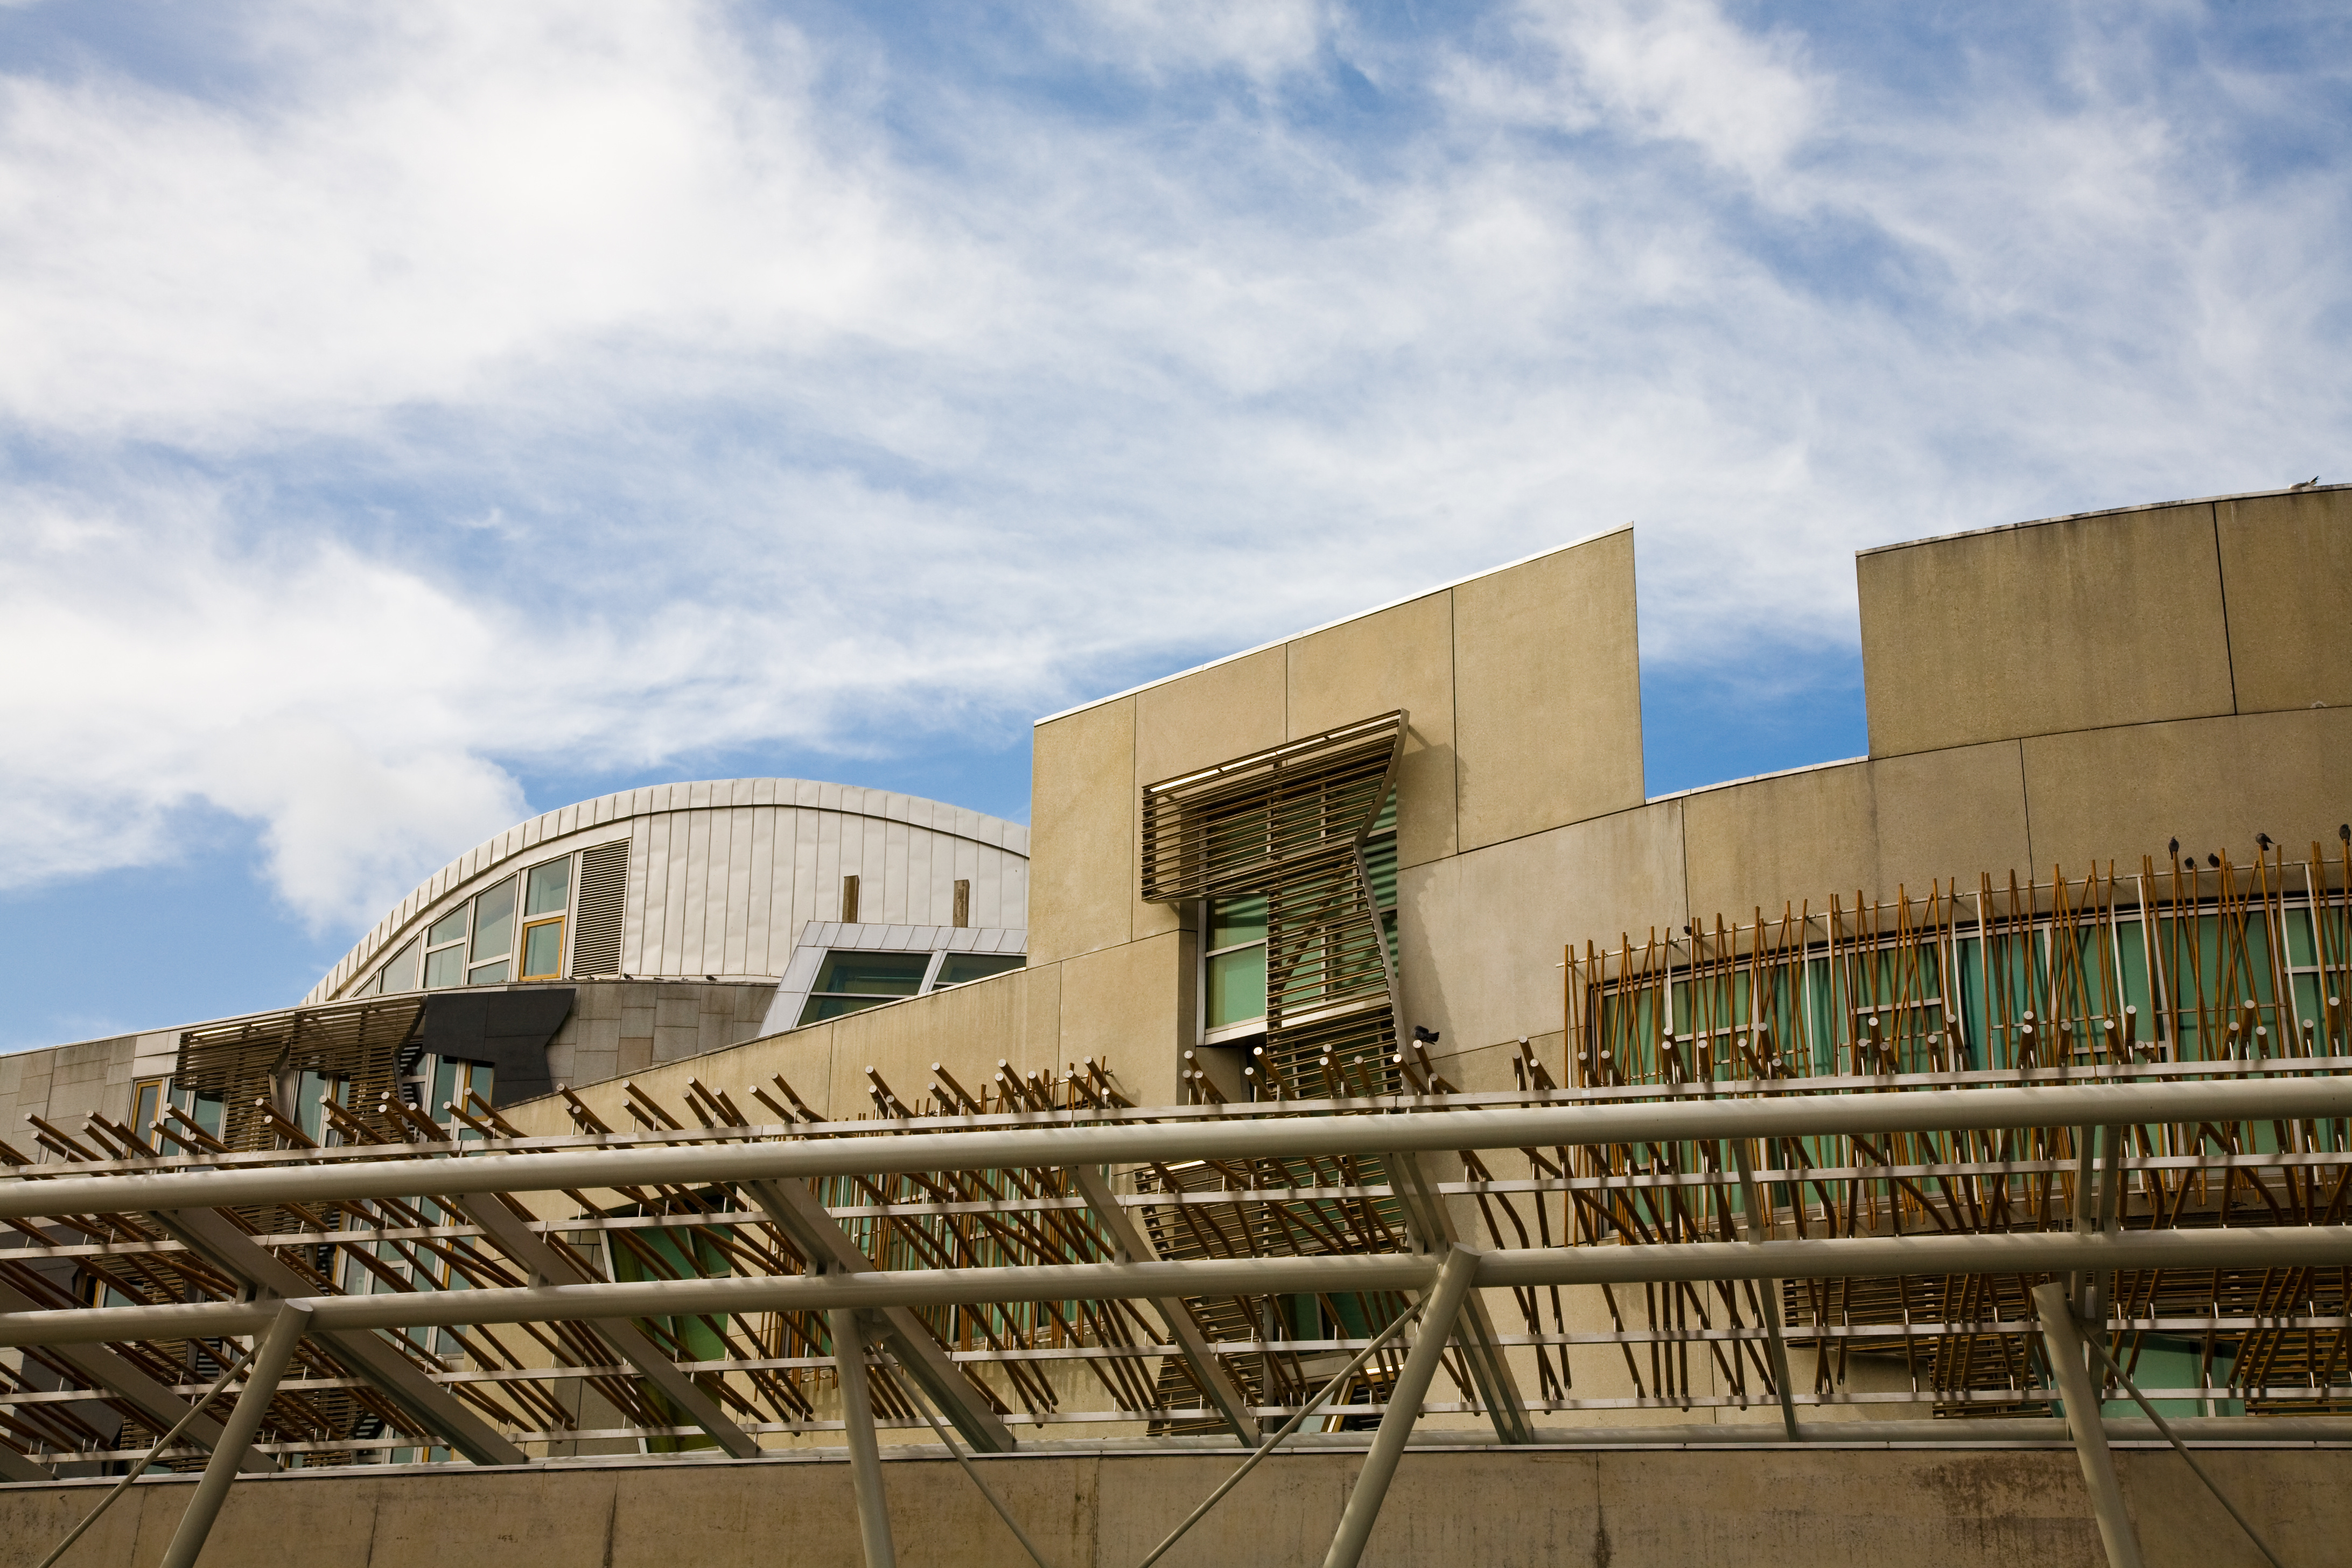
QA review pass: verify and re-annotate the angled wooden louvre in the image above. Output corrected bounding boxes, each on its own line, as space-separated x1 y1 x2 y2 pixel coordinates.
1142 711 1407 1100
570 839 629 977
174 997 428 1153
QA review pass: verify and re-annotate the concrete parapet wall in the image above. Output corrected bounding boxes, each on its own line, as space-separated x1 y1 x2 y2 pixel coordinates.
1 1445 2333 1566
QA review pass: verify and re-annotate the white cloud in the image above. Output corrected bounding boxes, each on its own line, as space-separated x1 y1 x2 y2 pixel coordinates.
1050 0 1336 83
0 0 2346 938
1469 0 1824 181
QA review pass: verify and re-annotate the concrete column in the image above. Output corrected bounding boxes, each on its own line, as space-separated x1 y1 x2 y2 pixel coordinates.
831 1308 897 1568
158 1300 310 1568
1322 1245 1480 1568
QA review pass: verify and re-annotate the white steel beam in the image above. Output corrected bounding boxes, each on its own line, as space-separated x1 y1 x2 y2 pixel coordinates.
156 1301 311 1568
1388 1151 1530 1444
1321 1245 1482 1568
2033 1283 2145 1568
6 1079 2345 1219
8 1224 2351 1348
830 1310 897 1568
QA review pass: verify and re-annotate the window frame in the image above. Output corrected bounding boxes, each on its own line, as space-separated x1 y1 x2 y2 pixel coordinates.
375 851 582 995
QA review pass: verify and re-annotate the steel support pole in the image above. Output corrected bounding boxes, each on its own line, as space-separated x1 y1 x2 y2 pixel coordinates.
830 1308 897 1568
751 1177 1016 1453
1321 1245 1480 1568
2033 1283 2143 1568
1733 1139 1798 1441
157 1301 310 1568
1385 1152 1531 1443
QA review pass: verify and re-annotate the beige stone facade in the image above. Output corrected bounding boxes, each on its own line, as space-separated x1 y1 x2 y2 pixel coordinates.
507 484 2350 1137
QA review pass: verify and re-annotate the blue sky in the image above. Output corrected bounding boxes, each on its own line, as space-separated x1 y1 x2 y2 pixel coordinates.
2 1 2346 1049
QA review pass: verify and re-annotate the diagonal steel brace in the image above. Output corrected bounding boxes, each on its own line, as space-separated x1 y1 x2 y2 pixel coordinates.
743 1177 1017 1453
150 1208 526 1466
1385 1150 1532 1444
450 1193 760 1458
1067 1164 1257 1444
0 1279 271 1476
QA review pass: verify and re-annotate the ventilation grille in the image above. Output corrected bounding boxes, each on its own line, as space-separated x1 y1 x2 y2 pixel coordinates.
571 839 630 977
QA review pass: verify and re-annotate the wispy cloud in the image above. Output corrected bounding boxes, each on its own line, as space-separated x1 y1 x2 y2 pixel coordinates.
1 0 2345 930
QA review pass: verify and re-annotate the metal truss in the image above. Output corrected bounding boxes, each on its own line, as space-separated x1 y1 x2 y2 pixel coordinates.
5 1068 2352 1567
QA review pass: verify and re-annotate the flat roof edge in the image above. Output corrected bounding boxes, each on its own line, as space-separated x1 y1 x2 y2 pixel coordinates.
1645 754 1871 806
1033 524 1634 727
1856 482 2347 559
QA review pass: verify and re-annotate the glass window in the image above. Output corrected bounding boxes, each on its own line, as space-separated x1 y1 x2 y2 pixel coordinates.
162 1084 223 1140
424 907 468 990
525 857 571 918
935 953 1026 988
1207 942 1268 1030
471 878 517 964
1209 894 1267 950
428 1058 494 1134
520 918 563 981
424 945 466 989
1205 894 1270 1036
1363 789 1399 965
1198 789 1397 1044
296 1071 347 1144
131 1080 164 1139
379 940 421 995
799 993 892 1024
814 951 929 996
468 958 511 985
798 950 933 1026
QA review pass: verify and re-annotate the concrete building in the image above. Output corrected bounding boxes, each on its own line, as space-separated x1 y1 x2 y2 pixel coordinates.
1 482 2346 1567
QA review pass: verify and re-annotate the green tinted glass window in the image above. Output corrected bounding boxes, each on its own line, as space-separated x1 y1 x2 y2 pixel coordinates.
1209 895 1268 950
937 953 1025 986
525 857 571 917
468 958 510 986
1207 944 1268 1028
799 994 892 1025
428 908 467 947
814 951 930 996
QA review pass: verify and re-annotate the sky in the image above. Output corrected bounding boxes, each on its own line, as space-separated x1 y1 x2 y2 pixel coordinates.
1 1 2346 1049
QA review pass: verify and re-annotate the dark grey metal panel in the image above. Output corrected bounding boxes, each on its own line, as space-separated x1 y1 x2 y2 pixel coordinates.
418 989 574 1106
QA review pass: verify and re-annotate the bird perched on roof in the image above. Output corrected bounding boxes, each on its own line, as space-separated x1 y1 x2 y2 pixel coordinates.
2342 823 2351 844
2207 853 2222 868
2291 477 2320 489
2168 837 2180 858
2257 833 2274 852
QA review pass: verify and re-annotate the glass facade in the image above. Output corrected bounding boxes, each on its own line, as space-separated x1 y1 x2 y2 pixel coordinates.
797 947 1028 1025
376 854 579 995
